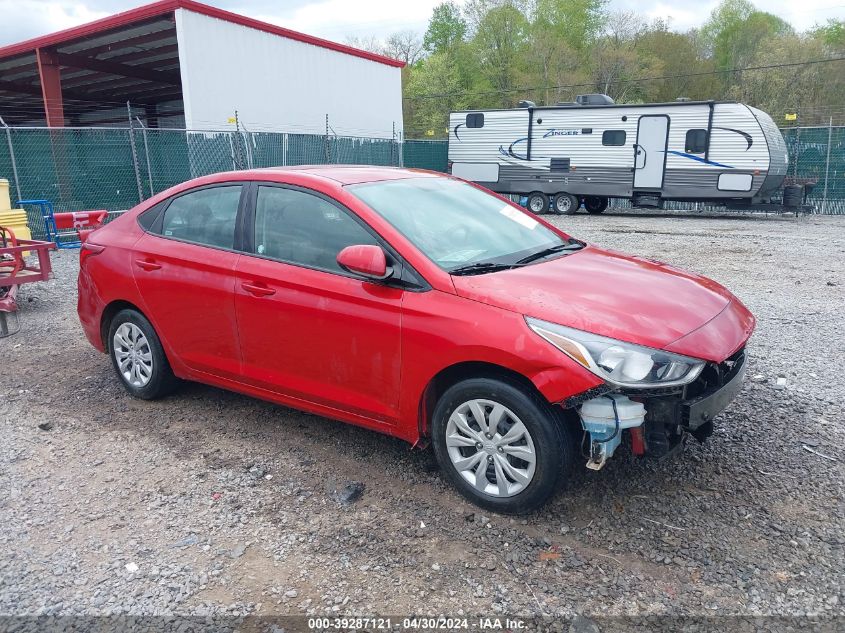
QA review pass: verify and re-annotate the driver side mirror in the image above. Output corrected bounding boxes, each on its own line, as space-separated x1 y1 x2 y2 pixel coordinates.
336 245 392 280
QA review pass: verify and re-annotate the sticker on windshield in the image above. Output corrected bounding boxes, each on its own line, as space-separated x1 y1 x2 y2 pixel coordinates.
500 205 538 230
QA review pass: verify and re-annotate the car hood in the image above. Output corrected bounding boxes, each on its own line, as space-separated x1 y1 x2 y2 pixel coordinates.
451 246 753 361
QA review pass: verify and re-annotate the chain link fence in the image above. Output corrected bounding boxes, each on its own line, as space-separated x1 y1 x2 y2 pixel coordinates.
0 126 451 239
1 124 840 239
781 126 845 215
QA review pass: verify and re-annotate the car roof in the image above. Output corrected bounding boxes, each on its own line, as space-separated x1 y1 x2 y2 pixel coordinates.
252 165 441 185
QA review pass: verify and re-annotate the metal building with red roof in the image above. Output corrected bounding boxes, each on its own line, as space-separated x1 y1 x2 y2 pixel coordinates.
0 0 405 137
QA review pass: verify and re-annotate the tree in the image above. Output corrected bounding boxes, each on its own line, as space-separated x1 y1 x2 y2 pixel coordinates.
518 0 606 104
473 3 530 107
635 27 719 102
590 11 658 102
731 34 829 127
343 35 384 55
384 30 425 65
532 0 606 54
813 19 845 53
423 2 467 54
702 0 793 73
384 0 845 137
403 51 473 137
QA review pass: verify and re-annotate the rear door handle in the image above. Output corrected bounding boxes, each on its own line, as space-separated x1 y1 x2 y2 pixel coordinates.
241 282 276 297
135 259 161 271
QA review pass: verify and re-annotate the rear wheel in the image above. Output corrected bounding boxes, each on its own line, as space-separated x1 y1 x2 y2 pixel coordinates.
431 377 574 514
584 196 609 214
108 308 178 400
552 193 579 215
526 192 549 214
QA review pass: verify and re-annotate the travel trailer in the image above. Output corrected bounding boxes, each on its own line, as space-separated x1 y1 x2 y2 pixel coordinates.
448 96 790 214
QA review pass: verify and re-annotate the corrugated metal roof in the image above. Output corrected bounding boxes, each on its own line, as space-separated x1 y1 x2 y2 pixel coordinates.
0 0 405 68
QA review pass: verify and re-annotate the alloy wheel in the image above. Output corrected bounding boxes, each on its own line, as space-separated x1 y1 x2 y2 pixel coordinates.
555 195 572 213
529 196 545 213
445 398 537 498
113 322 153 388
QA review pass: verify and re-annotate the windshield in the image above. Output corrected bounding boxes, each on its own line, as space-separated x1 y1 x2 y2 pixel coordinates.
348 177 576 272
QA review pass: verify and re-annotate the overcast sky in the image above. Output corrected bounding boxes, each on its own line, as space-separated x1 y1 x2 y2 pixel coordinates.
0 0 842 48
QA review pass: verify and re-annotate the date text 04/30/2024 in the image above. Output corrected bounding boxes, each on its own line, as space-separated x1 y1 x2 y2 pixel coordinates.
306 617 527 630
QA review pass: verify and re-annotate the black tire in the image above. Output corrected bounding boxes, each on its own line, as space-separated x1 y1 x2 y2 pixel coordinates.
107 308 178 400
584 196 608 214
431 377 574 514
526 192 549 214
552 193 579 215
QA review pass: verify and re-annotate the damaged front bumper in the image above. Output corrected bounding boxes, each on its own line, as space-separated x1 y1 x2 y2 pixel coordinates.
568 347 748 468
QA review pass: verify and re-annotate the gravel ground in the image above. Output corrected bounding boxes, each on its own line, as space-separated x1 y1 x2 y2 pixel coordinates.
1 210 843 629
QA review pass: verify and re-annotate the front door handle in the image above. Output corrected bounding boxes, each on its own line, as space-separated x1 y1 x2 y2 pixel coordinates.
241 282 276 297
135 259 161 271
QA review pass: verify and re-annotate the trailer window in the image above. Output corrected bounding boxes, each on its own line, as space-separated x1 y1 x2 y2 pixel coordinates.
685 129 708 154
602 130 626 146
466 113 484 128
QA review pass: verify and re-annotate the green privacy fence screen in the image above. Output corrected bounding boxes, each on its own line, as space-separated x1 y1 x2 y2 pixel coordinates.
0 125 841 239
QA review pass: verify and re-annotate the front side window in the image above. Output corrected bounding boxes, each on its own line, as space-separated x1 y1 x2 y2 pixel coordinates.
349 177 578 272
253 186 377 273
685 129 708 154
160 185 242 249
602 130 626 146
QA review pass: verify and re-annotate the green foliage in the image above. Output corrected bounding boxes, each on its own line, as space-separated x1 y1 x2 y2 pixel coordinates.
397 0 843 137
813 19 845 53
423 2 468 54
473 4 530 107
700 0 793 87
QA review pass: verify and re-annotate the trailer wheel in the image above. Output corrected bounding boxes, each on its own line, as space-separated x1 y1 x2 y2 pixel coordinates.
552 193 579 215
584 196 608 214
526 192 549 214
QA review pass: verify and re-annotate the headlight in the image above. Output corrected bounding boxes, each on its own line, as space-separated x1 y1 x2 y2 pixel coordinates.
526 317 705 388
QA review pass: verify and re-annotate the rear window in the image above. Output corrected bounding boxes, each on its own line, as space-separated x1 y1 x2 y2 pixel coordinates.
602 130 626 146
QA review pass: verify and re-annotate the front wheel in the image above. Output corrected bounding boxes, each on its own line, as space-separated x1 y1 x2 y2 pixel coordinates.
431 378 574 514
108 308 178 400
552 193 579 215
584 196 609 214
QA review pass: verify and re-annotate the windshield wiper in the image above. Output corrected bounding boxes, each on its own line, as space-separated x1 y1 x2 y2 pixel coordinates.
450 242 585 275
515 242 584 265
449 261 517 276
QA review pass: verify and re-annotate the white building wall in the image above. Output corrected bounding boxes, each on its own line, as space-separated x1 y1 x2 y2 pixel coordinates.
175 9 403 139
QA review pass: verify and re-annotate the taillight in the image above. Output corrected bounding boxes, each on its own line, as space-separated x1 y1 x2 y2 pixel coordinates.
79 243 104 267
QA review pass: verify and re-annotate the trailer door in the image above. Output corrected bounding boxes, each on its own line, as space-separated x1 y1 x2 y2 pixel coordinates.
633 115 669 189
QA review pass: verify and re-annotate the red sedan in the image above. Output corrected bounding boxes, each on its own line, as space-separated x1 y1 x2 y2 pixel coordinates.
78 166 754 513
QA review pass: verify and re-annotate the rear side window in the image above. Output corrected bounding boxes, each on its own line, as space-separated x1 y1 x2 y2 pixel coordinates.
602 130 626 146
137 201 166 231
685 129 708 154
466 113 484 128
159 185 242 249
253 186 377 274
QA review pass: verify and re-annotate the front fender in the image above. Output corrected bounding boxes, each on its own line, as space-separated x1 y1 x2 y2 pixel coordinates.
396 290 603 444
